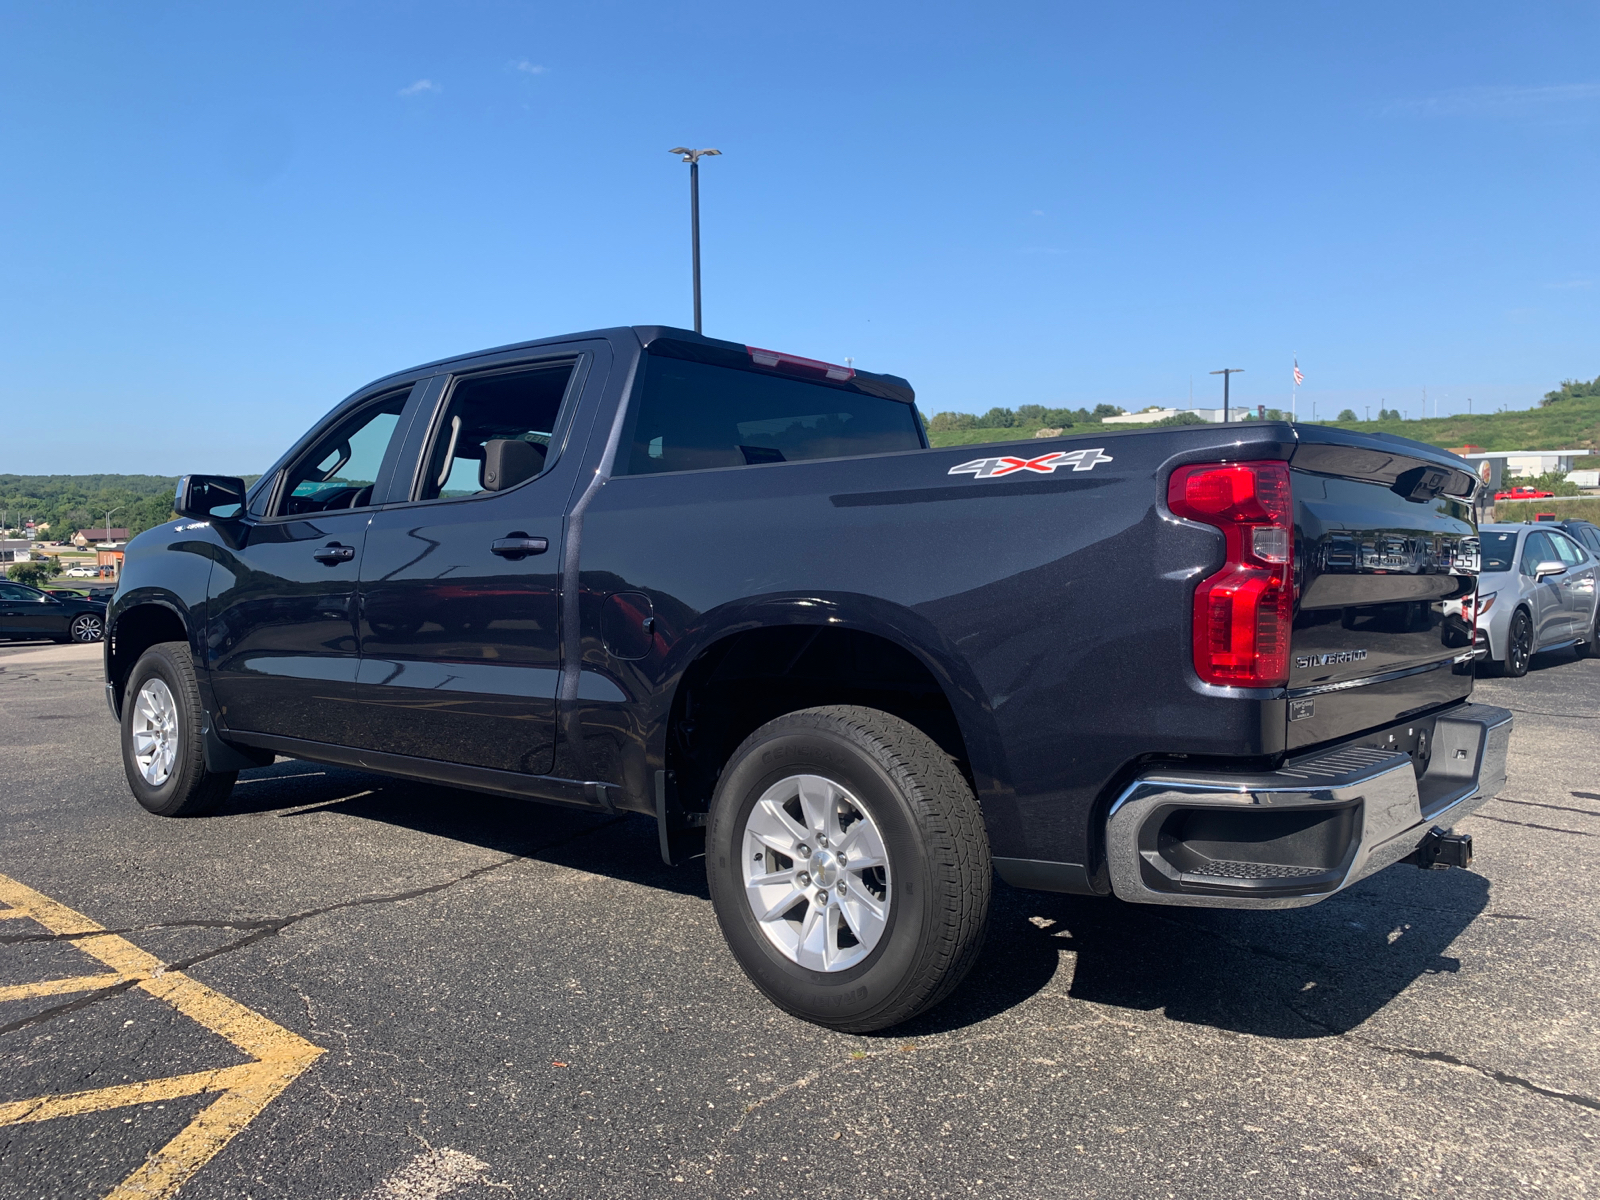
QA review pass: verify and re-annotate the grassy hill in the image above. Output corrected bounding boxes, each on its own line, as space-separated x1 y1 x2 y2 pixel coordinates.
927 397 1600 454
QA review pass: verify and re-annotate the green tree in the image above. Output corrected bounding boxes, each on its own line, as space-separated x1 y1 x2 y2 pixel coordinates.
1541 374 1600 407
927 412 976 432
7 560 57 587
975 407 1017 429
1337 409 1357 421
1091 404 1125 419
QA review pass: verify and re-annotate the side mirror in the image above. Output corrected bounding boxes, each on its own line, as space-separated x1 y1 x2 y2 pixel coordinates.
175 475 247 521
1534 560 1566 580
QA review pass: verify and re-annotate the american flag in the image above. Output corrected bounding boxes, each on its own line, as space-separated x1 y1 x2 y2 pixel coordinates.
1293 360 1304 387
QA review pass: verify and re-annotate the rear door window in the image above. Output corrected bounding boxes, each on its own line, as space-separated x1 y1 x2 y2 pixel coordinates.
1550 532 1586 566
416 361 577 501
622 355 924 475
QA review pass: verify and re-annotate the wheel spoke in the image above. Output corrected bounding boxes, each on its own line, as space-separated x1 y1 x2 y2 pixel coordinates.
755 886 804 923
796 776 834 838
748 797 808 852
745 869 796 890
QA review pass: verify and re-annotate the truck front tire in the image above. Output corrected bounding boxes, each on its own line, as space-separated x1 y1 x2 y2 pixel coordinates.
706 705 990 1033
120 641 237 817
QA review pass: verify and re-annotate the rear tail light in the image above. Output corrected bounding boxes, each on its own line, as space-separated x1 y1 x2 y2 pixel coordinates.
1168 461 1294 687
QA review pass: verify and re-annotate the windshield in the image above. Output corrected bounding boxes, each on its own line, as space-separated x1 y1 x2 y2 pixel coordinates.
1479 530 1518 573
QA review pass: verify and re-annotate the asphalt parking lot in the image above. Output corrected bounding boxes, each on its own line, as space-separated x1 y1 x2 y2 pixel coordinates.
1 640 1596 1200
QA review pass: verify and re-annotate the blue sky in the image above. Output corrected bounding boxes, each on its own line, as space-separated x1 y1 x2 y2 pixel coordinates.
1 1 1596 473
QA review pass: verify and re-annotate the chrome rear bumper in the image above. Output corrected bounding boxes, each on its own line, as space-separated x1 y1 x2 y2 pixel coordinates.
1105 702 1512 909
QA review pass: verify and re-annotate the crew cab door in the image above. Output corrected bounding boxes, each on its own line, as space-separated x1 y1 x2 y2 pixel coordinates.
350 344 606 776
207 382 424 744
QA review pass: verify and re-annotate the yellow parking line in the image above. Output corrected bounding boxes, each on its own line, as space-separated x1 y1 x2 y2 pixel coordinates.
0 971 129 1002
0 873 324 1200
0 1063 260 1125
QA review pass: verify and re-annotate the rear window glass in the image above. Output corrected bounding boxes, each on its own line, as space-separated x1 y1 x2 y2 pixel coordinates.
1478 531 1518 572
622 356 923 475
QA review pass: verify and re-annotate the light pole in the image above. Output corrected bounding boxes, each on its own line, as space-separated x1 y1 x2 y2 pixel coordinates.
1209 368 1244 423
103 507 123 542
669 147 721 333
1365 406 1370 422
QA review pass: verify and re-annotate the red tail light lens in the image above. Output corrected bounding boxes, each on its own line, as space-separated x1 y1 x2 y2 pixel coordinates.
1168 461 1294 687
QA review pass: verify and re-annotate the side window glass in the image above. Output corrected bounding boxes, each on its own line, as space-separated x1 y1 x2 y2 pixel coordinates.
278 391 410 517
416 361 576 502
1521 533 1552 575
1583 528 1600 555
1550 533 1583 566
0 584 35 601
623 355 924 475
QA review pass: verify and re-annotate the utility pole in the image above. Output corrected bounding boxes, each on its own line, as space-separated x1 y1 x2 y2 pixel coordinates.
103 507 123 542
1365 405 1370 422
669 147 722 333
1210 368 1244 423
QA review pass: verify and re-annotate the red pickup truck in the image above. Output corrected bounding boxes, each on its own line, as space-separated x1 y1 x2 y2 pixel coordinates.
1495 485 1555 501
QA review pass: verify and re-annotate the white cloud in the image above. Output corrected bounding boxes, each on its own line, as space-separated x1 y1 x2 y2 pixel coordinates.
512 60 548 75
1387 82 1600 117
398 79 439 97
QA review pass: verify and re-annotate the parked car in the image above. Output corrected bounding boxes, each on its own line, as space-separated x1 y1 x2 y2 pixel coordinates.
1548 518 1600 558
1472 524 1600 676
1494 485 1555 501
0 581 107 642
63 565 97 578
105 323 1511 1031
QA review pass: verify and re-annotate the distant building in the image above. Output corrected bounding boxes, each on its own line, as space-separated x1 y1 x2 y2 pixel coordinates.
1460 450 1594 491
1 538 31 564
71 527 130 547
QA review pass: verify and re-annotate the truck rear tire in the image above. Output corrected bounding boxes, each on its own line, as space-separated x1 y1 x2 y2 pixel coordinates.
705 705 990 1033
120 641 237 817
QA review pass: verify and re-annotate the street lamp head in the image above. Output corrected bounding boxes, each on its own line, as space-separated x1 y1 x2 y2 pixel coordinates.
669 147 722 163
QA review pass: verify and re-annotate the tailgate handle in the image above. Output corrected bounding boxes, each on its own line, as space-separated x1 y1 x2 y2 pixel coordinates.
491 534 549 559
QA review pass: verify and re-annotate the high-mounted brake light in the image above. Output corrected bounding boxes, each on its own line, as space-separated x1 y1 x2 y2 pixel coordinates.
1168 461 1294 688
746 346 855 382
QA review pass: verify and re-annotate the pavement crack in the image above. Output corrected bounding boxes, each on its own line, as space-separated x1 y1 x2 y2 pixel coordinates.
0 816 627 1038
1288 1004 1600 1113
1472 813 1599 838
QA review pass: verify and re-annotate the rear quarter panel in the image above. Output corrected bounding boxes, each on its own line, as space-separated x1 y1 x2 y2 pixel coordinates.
574 424 1296 870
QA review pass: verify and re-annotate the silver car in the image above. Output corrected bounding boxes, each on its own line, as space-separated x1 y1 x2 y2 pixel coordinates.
1474 523 1600 676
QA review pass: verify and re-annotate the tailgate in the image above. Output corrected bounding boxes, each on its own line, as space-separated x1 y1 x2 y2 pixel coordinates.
1287 434 1479 751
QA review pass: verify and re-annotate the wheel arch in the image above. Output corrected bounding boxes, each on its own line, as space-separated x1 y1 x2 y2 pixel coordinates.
106 595 193 719
658 593 1007 823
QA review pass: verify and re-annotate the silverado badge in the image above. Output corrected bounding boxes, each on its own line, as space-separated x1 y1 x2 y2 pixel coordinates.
948 448 1113 479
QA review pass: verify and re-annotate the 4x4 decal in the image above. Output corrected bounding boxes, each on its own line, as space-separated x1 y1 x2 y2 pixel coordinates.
948 448 1113 479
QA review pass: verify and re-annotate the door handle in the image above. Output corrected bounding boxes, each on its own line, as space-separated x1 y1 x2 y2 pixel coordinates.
491 533 549 559
312 543 356 564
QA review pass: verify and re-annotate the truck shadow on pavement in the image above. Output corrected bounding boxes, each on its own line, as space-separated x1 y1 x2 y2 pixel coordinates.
222 760 1490 1040
900 868 1490 1039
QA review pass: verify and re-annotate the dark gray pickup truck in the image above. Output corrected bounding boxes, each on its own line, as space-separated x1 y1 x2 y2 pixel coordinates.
106 325 1510 1030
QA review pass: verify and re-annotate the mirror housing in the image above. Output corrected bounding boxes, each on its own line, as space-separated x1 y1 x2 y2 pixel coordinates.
175 475 247 522
1534 560 1566 580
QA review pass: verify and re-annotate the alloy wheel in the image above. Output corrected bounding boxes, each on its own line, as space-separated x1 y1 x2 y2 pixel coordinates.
130 678 180 786
71 613 103 642
1509 612 1532 675
741 774 892 972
